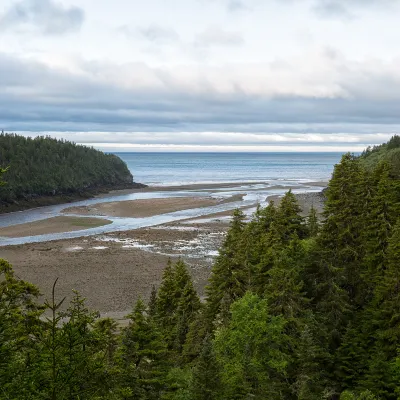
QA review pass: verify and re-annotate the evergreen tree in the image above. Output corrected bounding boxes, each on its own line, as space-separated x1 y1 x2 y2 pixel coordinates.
148 285 158 318
190 336 221 400
156 259 179 342
362 161 400 292
276 190 307 242
265 234 309 320
318 153 365 305
205 209 248 326
118 298 168 399
307 205 319 237
174 280 201 355
0 259 43 399
213 292 290 399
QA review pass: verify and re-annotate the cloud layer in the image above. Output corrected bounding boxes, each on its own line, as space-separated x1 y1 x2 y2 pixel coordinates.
1 0 400 150
0 0 84 34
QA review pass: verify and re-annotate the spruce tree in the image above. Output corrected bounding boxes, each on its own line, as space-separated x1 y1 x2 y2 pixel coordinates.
118 298 168 399
205 209 248 326
190 335 221 400
362 161 400 293
276 190 307 242
213 292 290 399
174 280 201 355
307 205 319 237
318 153 365 305
0 259 42 399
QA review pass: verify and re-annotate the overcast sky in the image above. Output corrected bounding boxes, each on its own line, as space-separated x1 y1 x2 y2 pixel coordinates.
1 0 400 151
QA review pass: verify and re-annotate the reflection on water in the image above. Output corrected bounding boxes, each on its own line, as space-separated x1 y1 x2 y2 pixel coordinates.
0 183 324 246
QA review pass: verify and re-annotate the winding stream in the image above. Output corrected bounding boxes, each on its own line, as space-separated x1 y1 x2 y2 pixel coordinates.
0 181 324 246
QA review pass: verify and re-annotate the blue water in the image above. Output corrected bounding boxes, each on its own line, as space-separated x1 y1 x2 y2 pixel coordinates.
116 152 343 186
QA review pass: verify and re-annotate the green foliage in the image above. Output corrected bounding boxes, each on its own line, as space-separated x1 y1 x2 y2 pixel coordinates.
190 336 221 400
214 292 290 399
2 135 400 399
0 132 133 204
118 297 168 399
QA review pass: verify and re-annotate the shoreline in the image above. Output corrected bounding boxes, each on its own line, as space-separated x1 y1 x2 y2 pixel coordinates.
0 182 147 214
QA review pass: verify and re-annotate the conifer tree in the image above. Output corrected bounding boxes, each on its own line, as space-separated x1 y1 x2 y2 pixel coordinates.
362 161 400 292
148 285 158 318
318 153 365 305
174 280 201 355
265 234 309 320
213 292 290 399
118 298 168 399
359 220 400 398
307 205 319 237
0 259 42 399
205 209 248 325
190 335 221 400
276 190 307 242
254 220 283 295
156 259 179 341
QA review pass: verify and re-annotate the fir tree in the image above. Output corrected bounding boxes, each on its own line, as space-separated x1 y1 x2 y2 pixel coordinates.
307 205 319 237
190 336 221 400
118 298 168 399
276 190 307 242
205 209 248 326
174 280 201 355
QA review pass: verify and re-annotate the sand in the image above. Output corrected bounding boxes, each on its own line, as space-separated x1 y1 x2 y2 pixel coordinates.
0 224 227 319
0 216 112 238
62 197 224 218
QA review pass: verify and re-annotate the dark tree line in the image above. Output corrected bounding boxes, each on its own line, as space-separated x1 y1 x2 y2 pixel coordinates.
0 133 134 205
1 136 400 399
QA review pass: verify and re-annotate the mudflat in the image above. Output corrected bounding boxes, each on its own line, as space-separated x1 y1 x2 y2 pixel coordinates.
0 224 228 319
0 216 112 238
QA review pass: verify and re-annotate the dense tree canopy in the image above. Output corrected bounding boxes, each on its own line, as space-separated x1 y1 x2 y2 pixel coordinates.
1 136 400 399
0 133 135 206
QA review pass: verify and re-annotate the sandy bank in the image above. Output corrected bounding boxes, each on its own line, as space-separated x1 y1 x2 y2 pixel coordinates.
0 224 225 315
100 181 328 197
0 216 112 238
62 195 242 218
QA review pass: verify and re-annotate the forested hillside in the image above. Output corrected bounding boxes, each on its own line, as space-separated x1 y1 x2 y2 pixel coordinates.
1 137 400 399
0 133 141 211
360 134 400 177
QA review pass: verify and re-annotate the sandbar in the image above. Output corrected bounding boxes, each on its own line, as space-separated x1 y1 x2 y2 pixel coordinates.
62 196 242 218
0 216 112 238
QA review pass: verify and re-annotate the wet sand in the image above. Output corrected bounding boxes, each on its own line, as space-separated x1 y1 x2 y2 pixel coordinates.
0 224 227 318
0 216 112 238
62 195 242 218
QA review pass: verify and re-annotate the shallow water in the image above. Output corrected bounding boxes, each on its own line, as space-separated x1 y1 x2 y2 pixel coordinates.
0 182 324 246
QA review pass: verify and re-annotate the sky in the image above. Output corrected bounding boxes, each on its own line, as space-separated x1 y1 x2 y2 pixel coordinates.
1 0 400 152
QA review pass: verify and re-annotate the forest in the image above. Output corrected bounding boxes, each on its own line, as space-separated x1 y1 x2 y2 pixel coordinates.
1 136 400 399
0 133 138 211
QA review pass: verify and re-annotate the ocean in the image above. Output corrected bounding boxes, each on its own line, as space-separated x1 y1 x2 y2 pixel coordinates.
115 152 344 186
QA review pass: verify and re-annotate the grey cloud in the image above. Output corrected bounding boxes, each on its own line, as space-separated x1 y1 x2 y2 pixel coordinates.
119 24 180 44
194 27 244 47
0 0 84 35
2 53 400 139
311 0 399 18
227 0 249 12
139 25 180 43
